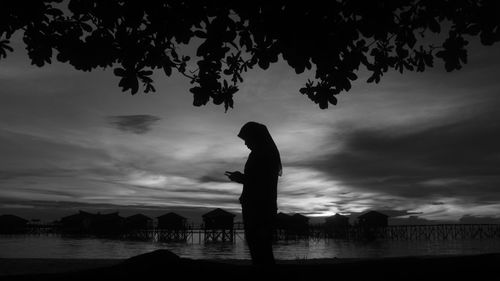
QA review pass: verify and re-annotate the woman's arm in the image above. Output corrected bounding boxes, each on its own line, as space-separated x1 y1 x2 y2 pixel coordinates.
224 171 246 184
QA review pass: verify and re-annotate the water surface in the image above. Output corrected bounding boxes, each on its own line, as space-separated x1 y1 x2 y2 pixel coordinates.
1 235 500 260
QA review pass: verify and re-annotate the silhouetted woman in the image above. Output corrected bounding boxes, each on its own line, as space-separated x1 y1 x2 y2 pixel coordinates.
225 121 282 266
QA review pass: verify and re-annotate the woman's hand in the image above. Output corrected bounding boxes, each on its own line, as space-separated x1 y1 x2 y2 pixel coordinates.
224 171 245 184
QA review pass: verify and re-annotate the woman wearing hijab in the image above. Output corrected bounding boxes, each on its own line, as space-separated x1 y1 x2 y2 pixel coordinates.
225 121 282 266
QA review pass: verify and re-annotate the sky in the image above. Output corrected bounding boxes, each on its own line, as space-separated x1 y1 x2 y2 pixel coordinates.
1 32 500 224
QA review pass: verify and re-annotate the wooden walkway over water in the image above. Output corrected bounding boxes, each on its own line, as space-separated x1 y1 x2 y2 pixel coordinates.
316 224 500 241
17 223 247 243
10 223 500 242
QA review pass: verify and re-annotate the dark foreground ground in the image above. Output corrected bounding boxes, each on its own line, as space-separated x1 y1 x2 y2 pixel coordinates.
2 250 499 281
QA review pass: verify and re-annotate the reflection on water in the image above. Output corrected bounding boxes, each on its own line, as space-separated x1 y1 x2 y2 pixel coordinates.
1 235 500 259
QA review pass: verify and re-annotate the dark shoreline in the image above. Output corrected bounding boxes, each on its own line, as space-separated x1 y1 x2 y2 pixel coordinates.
2 251 500 280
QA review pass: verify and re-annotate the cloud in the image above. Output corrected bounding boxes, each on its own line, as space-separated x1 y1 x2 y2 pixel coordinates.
0 127 244 216
107 115 161 134
0 169 73 180
376 210 423 217
431 202 445 205
303 104 500 204
198 175 230 183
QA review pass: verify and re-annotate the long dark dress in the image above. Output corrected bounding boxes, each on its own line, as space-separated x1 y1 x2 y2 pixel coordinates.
240 150 278 265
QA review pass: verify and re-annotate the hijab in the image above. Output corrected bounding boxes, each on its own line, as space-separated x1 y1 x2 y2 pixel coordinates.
238 121 282 177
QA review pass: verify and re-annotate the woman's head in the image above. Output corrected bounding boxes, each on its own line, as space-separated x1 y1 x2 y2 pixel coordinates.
238 121 282 176
238 122 267 151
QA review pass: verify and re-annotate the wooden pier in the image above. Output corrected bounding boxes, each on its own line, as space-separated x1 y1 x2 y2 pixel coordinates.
371 224 500 241
18 223 246 243
9 223 500 242
121 229 190 242
321 224 500 241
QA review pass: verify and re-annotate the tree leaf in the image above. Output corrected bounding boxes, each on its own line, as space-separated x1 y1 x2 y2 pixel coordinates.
114 68 126 77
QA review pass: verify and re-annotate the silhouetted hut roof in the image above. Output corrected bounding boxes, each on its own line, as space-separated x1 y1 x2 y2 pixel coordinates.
125 214 152 229
157 212 186 221
60 210 93 222
99 212 122 219
358 211 388 219
276 212 293 220
157 212 187 229
202 208 236 219
0 214 29 224
292 213 309 222
60 211 123 222
326 213 349 222
127 214 152 221
276 213 294 228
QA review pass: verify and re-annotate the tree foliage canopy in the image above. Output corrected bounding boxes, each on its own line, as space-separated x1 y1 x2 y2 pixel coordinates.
1 0 499 110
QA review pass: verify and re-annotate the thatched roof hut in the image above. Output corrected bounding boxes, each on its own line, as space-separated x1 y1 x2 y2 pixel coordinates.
0 214 29 233
325 213 350 228
276 212 293 229
92 212 124 234
125 214 153 230
157 212 187 230
292 213 309 224
59 210 124 234
60 210 94 232
357 211 388 228
202 208 235 229
275 213 309 234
